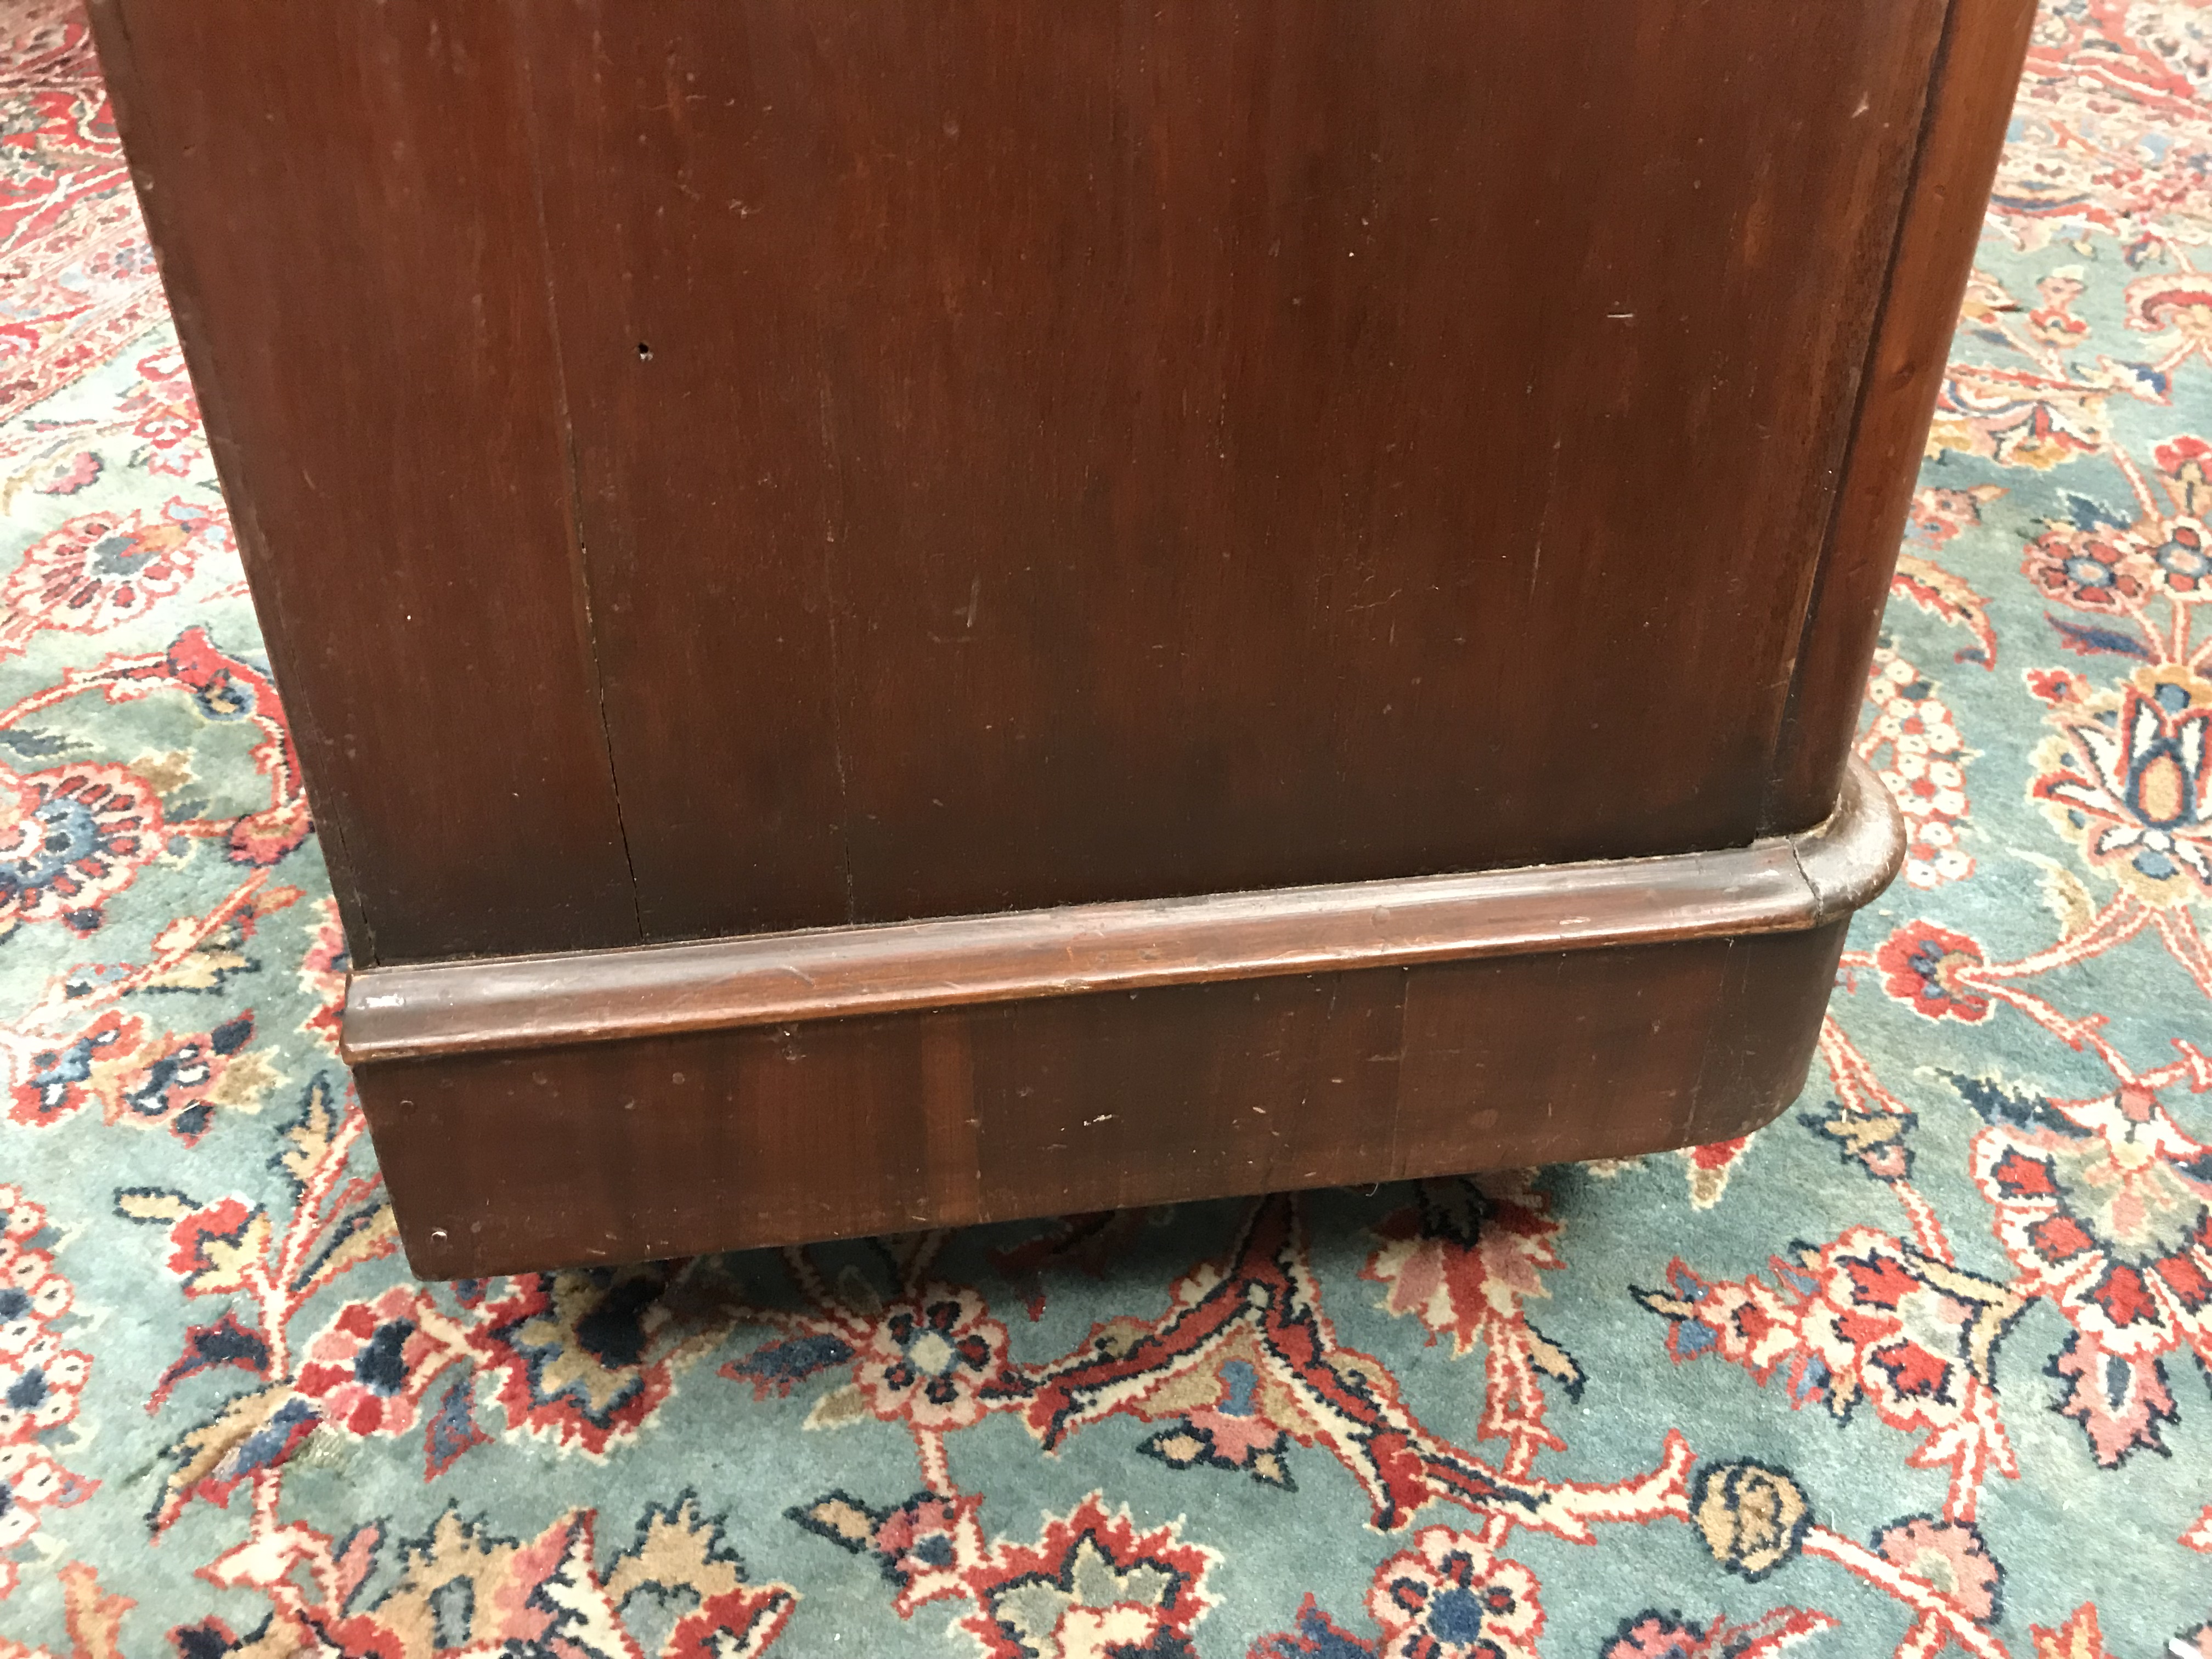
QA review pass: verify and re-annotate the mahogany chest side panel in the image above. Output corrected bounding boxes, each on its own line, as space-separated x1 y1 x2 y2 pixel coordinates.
87 0 2033 1275
523 0 1951 938
91 0 639 962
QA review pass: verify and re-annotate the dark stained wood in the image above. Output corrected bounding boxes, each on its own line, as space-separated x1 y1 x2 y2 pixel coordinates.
343 754 1900 1064
87 0 2037 1276
1765 0 2041 832
87 0 638 962
362 923 1849 1279
518 0 1950 938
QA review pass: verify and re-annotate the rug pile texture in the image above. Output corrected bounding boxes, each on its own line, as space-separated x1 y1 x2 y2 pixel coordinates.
3 1 2211 1653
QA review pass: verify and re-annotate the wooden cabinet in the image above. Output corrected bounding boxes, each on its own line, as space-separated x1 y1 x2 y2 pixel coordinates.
89 0 2035 1277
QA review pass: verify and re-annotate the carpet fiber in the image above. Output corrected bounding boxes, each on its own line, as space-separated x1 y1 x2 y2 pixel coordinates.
4 1 2211 1654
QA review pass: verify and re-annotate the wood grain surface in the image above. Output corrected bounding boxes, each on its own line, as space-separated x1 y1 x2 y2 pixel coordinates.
88 0 2037 1274
1765 0 2045 832
88 0 640 962
361 922 1850 1278
342 754 1900 1063
519 0 1950 940
86 0 2035 960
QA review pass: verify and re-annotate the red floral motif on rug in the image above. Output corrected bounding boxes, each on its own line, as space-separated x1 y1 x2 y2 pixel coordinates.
0 0 162 424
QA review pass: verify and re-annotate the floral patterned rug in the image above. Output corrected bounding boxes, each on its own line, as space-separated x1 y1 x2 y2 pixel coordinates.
5 1 2212 1655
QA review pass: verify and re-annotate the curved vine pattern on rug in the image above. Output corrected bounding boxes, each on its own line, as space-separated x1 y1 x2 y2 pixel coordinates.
0 4 165 424
0 629 312 1144
0 1186 94 1603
